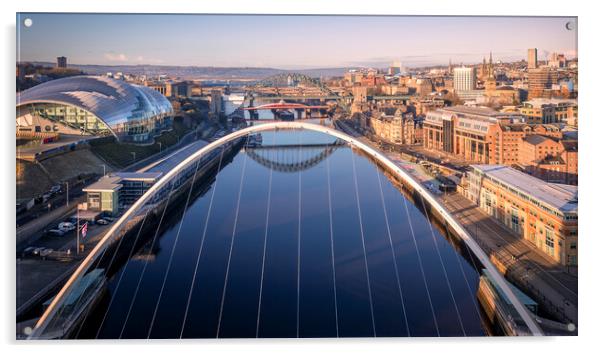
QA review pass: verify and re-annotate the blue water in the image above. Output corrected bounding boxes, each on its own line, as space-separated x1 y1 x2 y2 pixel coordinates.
79 129 486 339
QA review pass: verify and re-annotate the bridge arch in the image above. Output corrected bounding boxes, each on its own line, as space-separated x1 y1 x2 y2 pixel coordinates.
31 121 543 337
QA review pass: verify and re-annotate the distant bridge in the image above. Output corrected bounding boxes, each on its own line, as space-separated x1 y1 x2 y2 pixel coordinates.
243 102 329 111
248 95 348 101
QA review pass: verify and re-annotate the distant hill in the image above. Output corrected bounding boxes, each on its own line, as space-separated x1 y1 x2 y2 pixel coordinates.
20 62 356 80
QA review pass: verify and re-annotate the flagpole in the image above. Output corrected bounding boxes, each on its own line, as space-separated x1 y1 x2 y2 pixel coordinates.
76 206 80 255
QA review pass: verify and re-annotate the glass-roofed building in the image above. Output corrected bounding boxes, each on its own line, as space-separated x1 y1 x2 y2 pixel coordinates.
16 75 173 143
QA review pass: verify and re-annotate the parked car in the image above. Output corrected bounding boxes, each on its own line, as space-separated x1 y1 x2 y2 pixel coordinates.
22 247 36 257
96 219 109 225
39 248 54 258
50 185 62 194
58 222 75 232
102 216 116 222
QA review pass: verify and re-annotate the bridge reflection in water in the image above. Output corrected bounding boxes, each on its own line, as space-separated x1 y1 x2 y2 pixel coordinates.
245 141 345 173
31 124 542 339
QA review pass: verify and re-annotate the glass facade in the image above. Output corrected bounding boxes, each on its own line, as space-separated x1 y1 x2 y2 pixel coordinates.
16 76 173 143
27 103 111 135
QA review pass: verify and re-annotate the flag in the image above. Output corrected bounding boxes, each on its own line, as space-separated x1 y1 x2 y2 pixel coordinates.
81 222 88 238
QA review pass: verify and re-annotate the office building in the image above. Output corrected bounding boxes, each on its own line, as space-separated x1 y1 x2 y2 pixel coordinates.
528 67 559 99
56 56 67 68
210 89 223 116
453 66 476 92
423 106 523 163
528 48 538 69
488 123 562 165
517 136 578 185
465 165 577 265
369 107 416 145
83 172 162 215
520 98 578 124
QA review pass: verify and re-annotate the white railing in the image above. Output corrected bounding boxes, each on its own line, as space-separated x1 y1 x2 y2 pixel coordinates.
30 121 543 338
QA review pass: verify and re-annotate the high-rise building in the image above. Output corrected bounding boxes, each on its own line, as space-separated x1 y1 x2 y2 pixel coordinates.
453 66 476 92
56 56 67 68
528 48 538 69
210 89 223 117
528 67 559 99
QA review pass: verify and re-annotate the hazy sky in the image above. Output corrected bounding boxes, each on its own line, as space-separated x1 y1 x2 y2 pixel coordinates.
17 14 577 68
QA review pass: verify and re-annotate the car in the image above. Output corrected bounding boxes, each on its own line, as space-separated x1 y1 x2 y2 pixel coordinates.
58 222 75 232
102 216 116 222
39 248 54 258
96 219 109 225
50 185 62 194
22 247 36 257
47 229 66 237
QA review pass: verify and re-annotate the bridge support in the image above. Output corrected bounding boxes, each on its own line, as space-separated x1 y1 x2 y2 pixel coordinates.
249 110 259 120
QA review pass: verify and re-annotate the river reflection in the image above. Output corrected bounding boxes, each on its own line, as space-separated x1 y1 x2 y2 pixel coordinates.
78 129 486 339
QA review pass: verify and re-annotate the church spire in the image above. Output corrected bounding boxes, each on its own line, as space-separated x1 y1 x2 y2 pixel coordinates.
488 51 494 78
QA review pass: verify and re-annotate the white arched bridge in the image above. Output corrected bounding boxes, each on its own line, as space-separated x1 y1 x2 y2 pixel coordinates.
30 121 543 338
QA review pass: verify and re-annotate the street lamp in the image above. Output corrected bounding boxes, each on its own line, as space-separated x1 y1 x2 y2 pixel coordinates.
65 181 69 207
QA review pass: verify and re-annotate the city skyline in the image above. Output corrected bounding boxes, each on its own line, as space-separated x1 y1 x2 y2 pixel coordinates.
17 14 577 69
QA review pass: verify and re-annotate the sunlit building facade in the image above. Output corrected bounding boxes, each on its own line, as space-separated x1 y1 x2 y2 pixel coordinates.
466 165 578 266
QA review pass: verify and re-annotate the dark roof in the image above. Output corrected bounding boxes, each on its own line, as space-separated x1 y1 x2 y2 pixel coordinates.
523 134 553 145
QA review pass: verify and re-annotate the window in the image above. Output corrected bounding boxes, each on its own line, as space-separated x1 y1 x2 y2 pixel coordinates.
570 242 577 250
545 228 555 256
510 208 521 234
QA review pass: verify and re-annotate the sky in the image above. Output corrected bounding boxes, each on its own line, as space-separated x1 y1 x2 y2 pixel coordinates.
16 14 578 69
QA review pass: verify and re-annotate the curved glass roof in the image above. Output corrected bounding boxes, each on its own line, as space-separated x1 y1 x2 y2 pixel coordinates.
16 76 173 128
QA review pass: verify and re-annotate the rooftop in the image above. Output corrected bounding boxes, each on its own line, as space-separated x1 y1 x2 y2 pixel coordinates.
113 172 163 181
82 176 122 192
523 98 578 108
472 165 578 214
442 105 517 118
523 134 553 145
